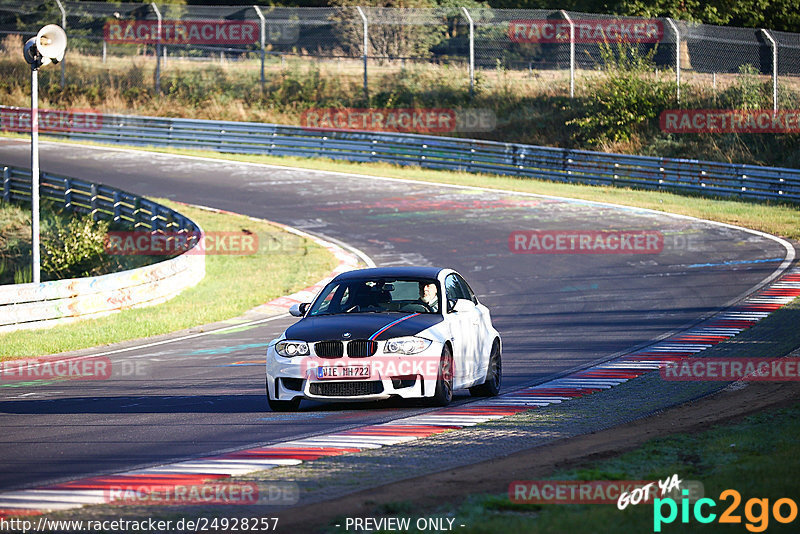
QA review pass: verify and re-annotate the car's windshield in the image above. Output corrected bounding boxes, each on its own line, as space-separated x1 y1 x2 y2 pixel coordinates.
308 278 441 316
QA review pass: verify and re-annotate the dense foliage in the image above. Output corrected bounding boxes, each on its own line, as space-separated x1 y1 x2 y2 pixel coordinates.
568 43 675 145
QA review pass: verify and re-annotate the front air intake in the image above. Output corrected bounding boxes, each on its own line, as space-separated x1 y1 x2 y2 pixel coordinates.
347 340 378 357
314 341 344 358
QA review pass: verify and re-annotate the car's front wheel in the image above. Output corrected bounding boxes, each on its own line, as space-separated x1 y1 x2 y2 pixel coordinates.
470 340 501 397
429 345 454 406
266 377 301 412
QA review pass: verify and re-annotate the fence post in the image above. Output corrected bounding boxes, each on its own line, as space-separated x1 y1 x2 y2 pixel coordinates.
54 0 66 88
666 18 680 104
356 6 368 99
761 29 778 112
151 2 162 93
461 7 474 98
253 5 266 90
560 10 574 98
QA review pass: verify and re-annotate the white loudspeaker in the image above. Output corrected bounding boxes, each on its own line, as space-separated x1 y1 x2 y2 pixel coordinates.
23 24 67 69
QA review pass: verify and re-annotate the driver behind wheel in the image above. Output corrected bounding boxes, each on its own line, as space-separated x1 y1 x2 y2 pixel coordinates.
419 282 439 312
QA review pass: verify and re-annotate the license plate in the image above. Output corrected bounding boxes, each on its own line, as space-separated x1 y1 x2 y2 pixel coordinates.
316 365 371 380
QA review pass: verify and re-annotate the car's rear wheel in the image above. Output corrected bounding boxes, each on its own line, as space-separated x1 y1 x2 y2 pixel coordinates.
266 377 301 412
429 345 454 406
470 340 501 397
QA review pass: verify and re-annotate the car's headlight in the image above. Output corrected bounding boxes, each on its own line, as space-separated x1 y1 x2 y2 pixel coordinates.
384 337 432 355
275 340 310 357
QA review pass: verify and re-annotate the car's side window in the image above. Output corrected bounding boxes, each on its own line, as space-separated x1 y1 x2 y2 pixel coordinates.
455 274 478 304
336 287 350 311
444 274 466 303
314 283 340 314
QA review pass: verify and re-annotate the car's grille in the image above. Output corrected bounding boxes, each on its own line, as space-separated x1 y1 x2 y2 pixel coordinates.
309 381 384 397
314 341 344 358
347 340 377 358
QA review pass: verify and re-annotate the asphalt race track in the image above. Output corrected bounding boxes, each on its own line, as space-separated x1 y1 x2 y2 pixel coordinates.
0 139 793 493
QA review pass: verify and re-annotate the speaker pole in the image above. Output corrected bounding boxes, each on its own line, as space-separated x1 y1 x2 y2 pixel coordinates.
22 25 66 285
30 66 40 284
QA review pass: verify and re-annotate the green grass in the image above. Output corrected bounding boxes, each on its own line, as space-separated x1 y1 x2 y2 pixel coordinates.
331 401 800 533
0 199 338 359
0 201 32 284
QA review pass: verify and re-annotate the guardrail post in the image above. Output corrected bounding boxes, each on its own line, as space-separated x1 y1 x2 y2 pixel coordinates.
151 2 162 94
740 171 747 199
356 7 368 99
562 150 573 180
560 10 575 98
64 177 72 209
90 183 98 221
462 7 475 98
133 197 142 230
54 0 66 88
150 201 160 230
112 190 121 222
2 167 9 202
666 18 680 104
761 29 778 112
254 5 266 91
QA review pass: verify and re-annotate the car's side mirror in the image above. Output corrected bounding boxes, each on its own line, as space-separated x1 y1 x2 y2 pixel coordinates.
289 302 310 317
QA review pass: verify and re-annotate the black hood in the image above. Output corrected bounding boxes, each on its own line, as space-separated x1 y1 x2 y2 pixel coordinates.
284 313 444 342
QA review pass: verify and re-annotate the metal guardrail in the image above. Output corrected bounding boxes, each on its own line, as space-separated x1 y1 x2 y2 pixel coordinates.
0 164 205 334
45 112 800 204
2 165 200 234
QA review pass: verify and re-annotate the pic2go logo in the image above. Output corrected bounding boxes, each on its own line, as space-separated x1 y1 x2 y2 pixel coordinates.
653 490 798 532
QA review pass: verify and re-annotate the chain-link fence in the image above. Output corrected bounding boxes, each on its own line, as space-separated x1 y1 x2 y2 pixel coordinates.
3 2 800 112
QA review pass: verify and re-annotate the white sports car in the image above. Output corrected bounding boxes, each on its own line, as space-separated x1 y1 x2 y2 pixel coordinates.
265 266 502 411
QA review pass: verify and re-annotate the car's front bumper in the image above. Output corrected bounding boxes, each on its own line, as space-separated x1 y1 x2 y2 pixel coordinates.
266 345 443 403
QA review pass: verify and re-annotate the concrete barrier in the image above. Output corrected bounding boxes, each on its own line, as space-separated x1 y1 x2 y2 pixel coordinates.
0 165 205 334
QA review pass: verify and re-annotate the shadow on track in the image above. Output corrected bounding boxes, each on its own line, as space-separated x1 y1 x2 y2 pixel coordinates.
0 394 473 415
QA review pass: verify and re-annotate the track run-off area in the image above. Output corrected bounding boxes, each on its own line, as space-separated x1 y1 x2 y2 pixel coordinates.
0 138 796 518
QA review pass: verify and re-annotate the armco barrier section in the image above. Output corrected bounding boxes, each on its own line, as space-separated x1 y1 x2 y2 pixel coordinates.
46 112 800 204
0 165 205 334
